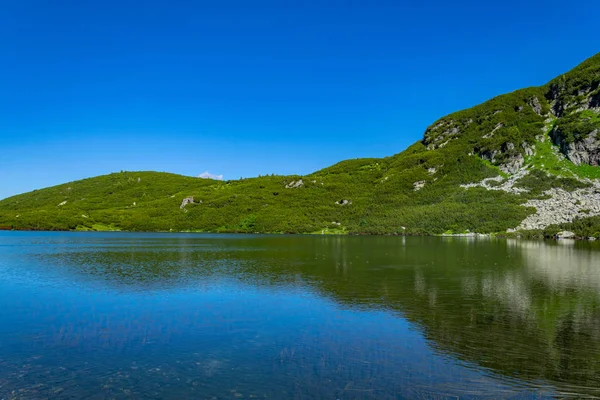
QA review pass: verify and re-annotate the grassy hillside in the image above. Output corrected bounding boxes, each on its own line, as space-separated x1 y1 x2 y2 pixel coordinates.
1 53 599 236
0 154 536 235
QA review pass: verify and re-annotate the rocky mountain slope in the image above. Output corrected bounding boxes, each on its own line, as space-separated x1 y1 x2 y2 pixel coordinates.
1 53 600 237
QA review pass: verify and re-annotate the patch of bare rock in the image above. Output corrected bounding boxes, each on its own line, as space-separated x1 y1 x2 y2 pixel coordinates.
180 196 196 209
460 167 530 194
413 181 426 191
461 168 600 231
285 179 304 189
511 182 600 231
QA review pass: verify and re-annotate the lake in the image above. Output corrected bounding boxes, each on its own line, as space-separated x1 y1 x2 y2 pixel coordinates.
1 232 599 399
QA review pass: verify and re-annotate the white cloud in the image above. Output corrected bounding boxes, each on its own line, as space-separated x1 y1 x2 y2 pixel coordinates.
198 171 224 180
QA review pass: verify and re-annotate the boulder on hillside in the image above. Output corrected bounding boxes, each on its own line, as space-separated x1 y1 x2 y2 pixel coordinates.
529 97 543 115
285 179 304 189
413 181 426 191
499 153 525 174
180 196 195 209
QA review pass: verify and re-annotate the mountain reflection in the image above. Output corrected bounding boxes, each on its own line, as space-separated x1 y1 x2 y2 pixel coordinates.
32 234 600 396
513 239 600 291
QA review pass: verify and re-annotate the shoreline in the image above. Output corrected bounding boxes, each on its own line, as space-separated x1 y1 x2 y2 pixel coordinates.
0 227 598 241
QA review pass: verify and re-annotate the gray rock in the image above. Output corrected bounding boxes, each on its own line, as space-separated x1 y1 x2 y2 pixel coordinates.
180 196 195 209
413 181 426 191
499 153 524 174
522 142 534 156
591 91 600 109
423 120 461 150
529 97 543 115
285 179 304 189
483 123 503 139
336 199 352 205
480 149 499 163
552 127 600 166
556 231 576 239
512 181 600 231
460 167 530 195
548 81 600 116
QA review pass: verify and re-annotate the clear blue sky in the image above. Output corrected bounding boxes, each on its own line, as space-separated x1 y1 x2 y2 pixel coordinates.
1 0 598 199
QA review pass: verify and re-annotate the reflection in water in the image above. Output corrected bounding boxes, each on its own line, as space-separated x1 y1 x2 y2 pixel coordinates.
0 232 599 398
516 239 600 291
481 270 532 318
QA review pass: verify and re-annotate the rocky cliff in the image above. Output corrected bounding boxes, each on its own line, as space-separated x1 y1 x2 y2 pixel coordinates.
546 56 600 166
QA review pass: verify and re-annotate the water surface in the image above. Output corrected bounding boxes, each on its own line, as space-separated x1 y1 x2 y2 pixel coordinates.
1 232 599 399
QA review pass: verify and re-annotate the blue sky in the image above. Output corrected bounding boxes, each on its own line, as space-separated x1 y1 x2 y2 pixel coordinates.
1 0 598 199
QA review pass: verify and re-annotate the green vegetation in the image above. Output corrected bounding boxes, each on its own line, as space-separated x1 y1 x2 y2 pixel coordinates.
423 86 548 165
554 111 600 144
0 156 533 235
514 169 588 196
527 130 600 180
546 52 600 116
514 215 600 239
1 53 600 236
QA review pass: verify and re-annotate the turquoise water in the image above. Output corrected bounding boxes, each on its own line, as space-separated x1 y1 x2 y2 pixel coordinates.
1 232 599 399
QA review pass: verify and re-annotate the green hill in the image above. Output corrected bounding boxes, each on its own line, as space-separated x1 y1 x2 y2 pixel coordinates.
2 53 600 237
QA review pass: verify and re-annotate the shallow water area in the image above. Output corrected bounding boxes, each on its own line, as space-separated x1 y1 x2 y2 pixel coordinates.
1 232 599 399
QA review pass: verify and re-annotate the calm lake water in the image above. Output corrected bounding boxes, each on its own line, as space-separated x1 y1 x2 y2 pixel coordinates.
1 232 600 399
